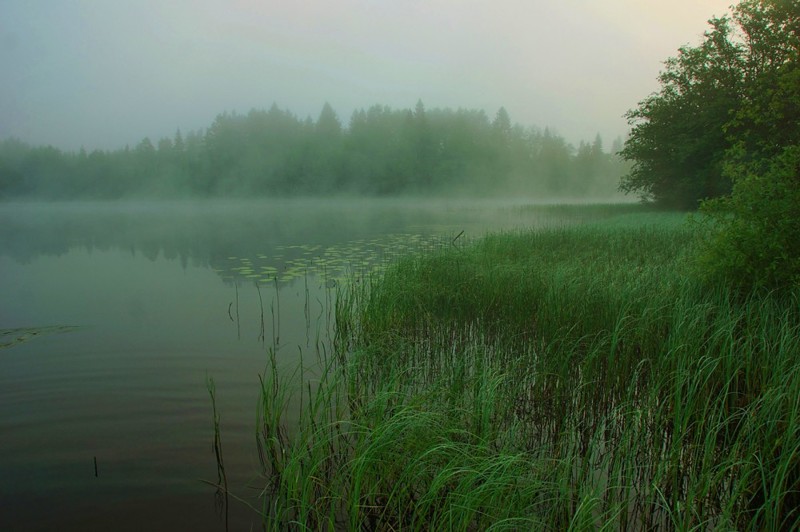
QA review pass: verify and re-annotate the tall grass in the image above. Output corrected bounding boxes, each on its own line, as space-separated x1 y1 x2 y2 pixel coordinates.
254 210 800 530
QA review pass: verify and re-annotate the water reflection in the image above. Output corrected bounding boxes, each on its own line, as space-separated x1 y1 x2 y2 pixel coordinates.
0 197 593 267
1 199 461 262
0 198 616 531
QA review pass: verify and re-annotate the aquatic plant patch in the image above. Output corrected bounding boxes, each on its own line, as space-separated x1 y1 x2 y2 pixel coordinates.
0 325 80 350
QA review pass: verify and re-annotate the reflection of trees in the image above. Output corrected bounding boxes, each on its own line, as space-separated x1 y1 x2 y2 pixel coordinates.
0 200 486 269
0 200 639 285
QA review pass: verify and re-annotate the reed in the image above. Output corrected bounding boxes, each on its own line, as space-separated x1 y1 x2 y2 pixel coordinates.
206 376 229 530
251 208 799 529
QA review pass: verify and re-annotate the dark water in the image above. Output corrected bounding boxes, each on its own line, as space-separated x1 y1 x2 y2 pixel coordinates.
0 198 590 531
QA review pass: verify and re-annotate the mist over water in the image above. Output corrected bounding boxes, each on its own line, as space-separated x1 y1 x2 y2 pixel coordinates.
0 198 629 530
1 0 791 526
0 197 619 263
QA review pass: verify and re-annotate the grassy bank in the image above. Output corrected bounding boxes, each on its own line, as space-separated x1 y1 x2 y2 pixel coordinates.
255 209 800 530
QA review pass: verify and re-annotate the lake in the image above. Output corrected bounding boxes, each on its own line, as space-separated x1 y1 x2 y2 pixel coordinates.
0 198 614 530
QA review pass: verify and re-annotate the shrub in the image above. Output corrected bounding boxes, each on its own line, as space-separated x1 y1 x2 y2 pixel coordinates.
698 145 800 290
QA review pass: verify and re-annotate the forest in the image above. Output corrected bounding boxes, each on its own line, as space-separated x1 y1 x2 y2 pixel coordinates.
0 102 625 199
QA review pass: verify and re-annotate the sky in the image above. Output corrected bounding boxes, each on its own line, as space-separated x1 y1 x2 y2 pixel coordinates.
1 0 734 152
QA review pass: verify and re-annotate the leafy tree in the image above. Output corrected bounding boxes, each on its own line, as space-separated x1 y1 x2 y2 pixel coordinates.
173 129 185 153
0 139 32 196
489 107 514 186
183 130 209 193
308 103 344 192
315 102 342 138
620 16 744 208
697 0 800 290
410 99 435 190
726 0 800 165
538 128 574 194
574 140 597 196
491 106 512 152
204 112 249 194
622 0 800 213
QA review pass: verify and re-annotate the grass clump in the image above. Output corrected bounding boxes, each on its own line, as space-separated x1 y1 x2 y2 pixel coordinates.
255 209 800 530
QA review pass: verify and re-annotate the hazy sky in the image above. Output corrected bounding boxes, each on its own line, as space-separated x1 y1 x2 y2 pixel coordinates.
1 0 733 151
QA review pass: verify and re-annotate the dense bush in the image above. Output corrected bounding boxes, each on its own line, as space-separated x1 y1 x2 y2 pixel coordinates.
699 145 800 289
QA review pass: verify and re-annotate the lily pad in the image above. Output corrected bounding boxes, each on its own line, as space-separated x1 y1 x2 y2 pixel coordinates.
0 326 81 350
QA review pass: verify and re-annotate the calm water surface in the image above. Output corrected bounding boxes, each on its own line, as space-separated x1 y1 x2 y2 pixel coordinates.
0 198 598 530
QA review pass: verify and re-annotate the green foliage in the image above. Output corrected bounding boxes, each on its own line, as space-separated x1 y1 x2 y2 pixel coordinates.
699 145 800 289
694 1 800 290
623 0 800 289
0 103 628 199
621 0 800 209
620 15 742 208
258 213 800 529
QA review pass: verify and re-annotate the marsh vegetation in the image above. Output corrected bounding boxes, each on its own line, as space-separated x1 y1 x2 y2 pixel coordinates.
2 199 628 530
1 1 797 529
251 207 799 529
3 199 796 530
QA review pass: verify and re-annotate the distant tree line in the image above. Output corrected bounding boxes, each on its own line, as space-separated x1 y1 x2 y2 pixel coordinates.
0 102 626 199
